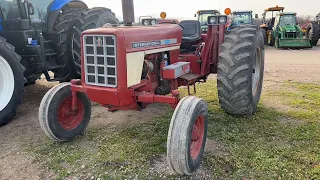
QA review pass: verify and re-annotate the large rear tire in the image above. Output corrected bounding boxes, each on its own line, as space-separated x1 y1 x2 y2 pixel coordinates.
217 25 265 115
306 22 320 46
51 8 87 81
167 96 208 175
39 83 91 141
0 37 25 125
70 7 119 76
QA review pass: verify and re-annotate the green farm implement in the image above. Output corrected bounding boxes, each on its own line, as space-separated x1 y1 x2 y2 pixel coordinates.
272 12 312 48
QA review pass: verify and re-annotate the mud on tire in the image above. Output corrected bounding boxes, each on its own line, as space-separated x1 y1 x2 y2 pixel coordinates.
217 25 265 115
306 22 320 46
39 83 91 141
70 7 119 76
0 37 25 125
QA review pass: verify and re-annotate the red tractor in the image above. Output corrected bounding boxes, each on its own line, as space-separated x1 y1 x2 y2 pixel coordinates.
38 0 265 175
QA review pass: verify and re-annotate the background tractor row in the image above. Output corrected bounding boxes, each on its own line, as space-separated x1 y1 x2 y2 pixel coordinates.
259 6 312 48
0 0 118 125
306 12 320 46
38 0 265 176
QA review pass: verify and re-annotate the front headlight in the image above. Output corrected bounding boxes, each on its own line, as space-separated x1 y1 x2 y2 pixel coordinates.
150 19 156 25
219 16 227 24
209 16 217 24
143 19 149 26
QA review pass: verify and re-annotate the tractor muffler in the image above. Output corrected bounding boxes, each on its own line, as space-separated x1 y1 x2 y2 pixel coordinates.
121 0 135 26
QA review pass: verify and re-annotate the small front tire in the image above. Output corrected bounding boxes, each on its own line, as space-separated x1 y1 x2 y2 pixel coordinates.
39 83 91 141
167 96 208 175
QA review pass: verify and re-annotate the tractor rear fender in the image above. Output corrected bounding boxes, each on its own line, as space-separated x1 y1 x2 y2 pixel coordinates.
46 0 88 33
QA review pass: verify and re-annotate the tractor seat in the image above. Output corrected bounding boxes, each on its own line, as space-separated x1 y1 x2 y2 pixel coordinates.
179 20 201 43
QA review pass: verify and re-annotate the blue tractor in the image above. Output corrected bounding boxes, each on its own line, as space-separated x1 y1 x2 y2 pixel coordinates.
0 0 118 125
227 10 258 30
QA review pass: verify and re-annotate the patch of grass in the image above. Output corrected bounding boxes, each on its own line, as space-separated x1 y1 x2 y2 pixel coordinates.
30 80 320 179
31 115 173 179
265 81 320 121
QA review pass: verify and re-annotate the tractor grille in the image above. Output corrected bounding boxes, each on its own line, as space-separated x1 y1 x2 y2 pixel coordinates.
83 35 117 87
285 32 297 38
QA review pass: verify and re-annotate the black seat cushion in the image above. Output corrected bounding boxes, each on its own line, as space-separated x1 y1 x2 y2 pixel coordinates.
179 20 201 43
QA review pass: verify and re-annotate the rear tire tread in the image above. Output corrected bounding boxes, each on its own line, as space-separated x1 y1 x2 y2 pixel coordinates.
306 22 320 46
217 25 265 115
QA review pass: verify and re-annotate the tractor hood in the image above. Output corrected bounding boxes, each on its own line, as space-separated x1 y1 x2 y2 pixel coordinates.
282 25 297 32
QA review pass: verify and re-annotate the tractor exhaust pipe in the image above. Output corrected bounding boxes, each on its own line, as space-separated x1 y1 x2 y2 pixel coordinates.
121 0 135 26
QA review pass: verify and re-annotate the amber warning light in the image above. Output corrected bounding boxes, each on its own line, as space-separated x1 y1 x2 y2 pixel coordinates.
160 12 167 19
224 8 231 15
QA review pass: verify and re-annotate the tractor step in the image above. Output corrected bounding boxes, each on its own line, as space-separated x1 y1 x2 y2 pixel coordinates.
43 40 52 44
179 73 200 81
47 65 62 70
45 52 58 56
179 74 200 95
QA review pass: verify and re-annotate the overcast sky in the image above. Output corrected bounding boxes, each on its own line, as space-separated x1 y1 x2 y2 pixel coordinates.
83 0 319 20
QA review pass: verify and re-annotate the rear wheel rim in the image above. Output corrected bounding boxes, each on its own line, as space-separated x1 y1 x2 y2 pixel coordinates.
0 55 15 111
190 115 205 160
252 47 262 96
58 96 84 130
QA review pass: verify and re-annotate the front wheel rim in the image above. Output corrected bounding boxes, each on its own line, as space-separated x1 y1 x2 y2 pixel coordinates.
58 96 84 130
0 55 15 111
190 115 205 160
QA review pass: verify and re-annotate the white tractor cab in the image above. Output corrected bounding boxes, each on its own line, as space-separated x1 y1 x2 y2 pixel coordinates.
195 10 221 33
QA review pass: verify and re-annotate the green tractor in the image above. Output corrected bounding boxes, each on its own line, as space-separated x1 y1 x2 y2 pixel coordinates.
271 12 312 48
0 0 118 125
195 10 220 33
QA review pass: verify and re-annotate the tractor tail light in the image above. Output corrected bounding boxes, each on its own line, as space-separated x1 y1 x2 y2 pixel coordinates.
83 35 117 87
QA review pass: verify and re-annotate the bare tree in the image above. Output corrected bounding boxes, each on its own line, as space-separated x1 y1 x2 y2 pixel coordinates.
296 15 311 26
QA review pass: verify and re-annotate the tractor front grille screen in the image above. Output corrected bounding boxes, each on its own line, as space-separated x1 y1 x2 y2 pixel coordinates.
83 35 117 87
